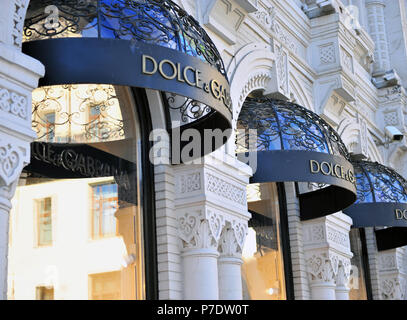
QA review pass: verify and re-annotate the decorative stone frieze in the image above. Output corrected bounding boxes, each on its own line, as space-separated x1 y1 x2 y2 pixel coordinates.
0 88 28 120
178 172 202 194
247 4 299 54
206 173 246 206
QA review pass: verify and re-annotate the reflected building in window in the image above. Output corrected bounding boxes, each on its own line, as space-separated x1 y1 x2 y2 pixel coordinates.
7 84 145 300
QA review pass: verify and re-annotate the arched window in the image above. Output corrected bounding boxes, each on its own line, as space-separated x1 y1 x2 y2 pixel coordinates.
8 84 152 300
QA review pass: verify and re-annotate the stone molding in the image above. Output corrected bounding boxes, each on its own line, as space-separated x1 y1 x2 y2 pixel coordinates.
302 0 336 19
248 4 299 54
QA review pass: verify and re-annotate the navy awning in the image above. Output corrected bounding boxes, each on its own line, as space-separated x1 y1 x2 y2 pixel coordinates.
237 98 357 220
343 160 407 251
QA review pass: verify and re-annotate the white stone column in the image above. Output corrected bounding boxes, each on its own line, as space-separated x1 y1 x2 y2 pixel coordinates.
0 181 18 299
218 220 247 300
335 263 351 300
303 213 353 300
306 251 337 300
0 41 44 299
174 152 251 300
178 209 224 299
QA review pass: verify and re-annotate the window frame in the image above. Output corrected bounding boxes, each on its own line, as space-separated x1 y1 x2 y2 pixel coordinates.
276 182 295 300
35 196 54 247
89 181 120 240
359 228 373 300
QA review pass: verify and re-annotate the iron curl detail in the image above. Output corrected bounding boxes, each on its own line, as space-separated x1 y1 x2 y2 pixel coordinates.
166 93 212 123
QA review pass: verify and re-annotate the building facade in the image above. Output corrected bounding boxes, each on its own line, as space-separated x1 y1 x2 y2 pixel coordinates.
0 0 407 300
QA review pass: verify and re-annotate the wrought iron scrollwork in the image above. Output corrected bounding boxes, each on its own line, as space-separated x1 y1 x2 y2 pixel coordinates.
165 93 212 123
32 84 125 143
353 160 407 204
24 0 227 78
237 97 350 158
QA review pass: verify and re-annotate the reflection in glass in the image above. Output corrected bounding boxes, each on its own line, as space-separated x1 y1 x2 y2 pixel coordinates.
8 85 145 300
242 183 286 300
32 84 125 143
91 182 119 239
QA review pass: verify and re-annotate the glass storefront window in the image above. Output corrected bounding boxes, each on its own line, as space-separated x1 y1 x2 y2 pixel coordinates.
8 84 146 300
349 228 370 300
242 182 287 300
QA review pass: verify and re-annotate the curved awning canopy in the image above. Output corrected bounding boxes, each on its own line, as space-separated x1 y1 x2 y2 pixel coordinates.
343 160 407 251
237 98 357 220
22 0 232 158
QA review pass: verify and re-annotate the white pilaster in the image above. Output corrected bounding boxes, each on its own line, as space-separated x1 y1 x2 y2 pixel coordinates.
218 220 247 300
0 41 44 299
303 213 353 300
174 151 251 300
178 208 224 299
378 248 407 300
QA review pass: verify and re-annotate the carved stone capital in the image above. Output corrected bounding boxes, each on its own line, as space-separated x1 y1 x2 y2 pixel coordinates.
336 260 352 288
218 219 248 258
178 208 225 251
0 132 30 210
380 276 406 300
306 252 337 283
306 250 351 285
